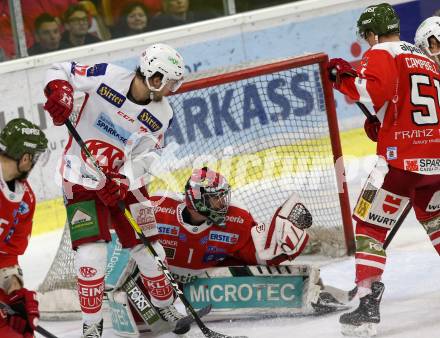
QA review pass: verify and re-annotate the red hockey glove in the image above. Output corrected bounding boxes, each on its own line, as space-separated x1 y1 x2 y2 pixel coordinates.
44 79 74 126
364 118 381 142
96 172 129 206
327 58 357 88
8 288 39 334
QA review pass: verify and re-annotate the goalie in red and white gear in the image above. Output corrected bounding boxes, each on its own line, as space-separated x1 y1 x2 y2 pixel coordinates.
147 167 312 285
107 168 350 335
415 16 440 67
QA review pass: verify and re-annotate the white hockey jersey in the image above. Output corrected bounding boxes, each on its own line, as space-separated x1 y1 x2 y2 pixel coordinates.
44 62 173 189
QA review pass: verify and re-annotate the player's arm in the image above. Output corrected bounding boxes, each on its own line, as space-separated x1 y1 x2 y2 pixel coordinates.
330 50 397 114
251 194 312 265
43 62 108 126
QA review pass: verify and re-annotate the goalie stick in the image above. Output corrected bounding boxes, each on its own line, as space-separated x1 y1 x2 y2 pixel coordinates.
64 119 246 338
0 301 58 338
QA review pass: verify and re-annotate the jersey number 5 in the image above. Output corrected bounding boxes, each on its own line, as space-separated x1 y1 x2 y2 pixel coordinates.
410 74 440 126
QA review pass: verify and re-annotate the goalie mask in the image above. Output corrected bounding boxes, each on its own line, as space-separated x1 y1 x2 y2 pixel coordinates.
184 167 231 226
415 16 440 67
357 3 400 40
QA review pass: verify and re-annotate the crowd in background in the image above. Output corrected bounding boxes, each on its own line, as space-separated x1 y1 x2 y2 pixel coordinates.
0 0 294 61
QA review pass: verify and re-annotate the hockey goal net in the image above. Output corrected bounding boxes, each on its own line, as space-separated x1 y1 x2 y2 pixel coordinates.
37 52 354 319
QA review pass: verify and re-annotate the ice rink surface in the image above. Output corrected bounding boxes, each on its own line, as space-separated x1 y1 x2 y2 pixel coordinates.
24 156 440 338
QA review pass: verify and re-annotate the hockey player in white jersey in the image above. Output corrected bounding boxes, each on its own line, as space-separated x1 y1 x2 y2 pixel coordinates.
43 43 186 337
415 16 440 67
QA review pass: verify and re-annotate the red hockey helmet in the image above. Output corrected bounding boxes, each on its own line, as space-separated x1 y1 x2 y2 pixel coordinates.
184 167 231 226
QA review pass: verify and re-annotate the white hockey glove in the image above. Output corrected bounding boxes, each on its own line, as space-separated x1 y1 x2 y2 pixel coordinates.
252 194 312 264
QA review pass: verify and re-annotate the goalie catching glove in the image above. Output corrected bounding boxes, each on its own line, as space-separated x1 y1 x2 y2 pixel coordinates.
252 194 312 265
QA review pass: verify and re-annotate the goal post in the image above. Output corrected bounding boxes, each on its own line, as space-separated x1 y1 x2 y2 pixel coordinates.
37 52 354 319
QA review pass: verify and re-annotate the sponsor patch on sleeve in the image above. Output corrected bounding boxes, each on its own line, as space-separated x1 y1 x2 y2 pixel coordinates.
137 109 163 132
87 63 108 77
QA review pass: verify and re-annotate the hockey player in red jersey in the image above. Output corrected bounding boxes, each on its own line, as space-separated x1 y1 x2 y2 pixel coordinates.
0 118 48 338
149 167 311 283
327 3 440 336
43 43 187 337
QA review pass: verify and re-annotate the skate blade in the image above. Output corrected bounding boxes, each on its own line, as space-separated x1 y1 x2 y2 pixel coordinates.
341 323 377 337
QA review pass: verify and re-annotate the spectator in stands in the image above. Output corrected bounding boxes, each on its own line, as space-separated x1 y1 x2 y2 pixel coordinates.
61 4 101 48
28 14 65 56
149 0 217 31
111 2 150 38
101 0 162 28
21 0 77 37
79 0 111 41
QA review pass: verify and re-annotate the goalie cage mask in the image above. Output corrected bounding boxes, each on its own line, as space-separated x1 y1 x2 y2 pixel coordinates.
185 167 231 227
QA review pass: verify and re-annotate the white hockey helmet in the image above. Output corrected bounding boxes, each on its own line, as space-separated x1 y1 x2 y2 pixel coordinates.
139 43 185 92
415 16 440 65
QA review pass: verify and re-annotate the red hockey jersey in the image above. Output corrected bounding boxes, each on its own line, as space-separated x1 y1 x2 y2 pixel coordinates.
0 164 36 268
338 41 440 174
150 192 259 282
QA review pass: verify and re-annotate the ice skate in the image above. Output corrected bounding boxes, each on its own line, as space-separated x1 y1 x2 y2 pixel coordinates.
82 319 103 338
339 282 384 337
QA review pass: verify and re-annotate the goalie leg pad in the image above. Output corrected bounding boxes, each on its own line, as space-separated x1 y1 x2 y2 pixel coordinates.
130 243 173 308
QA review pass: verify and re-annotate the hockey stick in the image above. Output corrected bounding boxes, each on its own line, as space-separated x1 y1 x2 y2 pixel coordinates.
64 120 246 338
0 302 58 338
355 101 380 123
383 202 412 250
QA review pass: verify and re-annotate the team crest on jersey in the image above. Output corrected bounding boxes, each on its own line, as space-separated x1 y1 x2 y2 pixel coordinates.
82 140 124 172
157 223 179 236
97 83 126 108
137 109 162 132
208 230 239 244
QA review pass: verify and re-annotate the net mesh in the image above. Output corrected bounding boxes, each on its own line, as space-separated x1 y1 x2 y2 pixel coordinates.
37 54 351 319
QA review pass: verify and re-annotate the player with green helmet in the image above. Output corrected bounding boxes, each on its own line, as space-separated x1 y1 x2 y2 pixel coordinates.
328 2 440 337
356 3 400 42
0 118 48 180
0 118 47 338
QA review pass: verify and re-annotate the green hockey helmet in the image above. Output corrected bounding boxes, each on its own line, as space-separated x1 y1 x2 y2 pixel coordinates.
357 3 400 39
0 118 48 162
